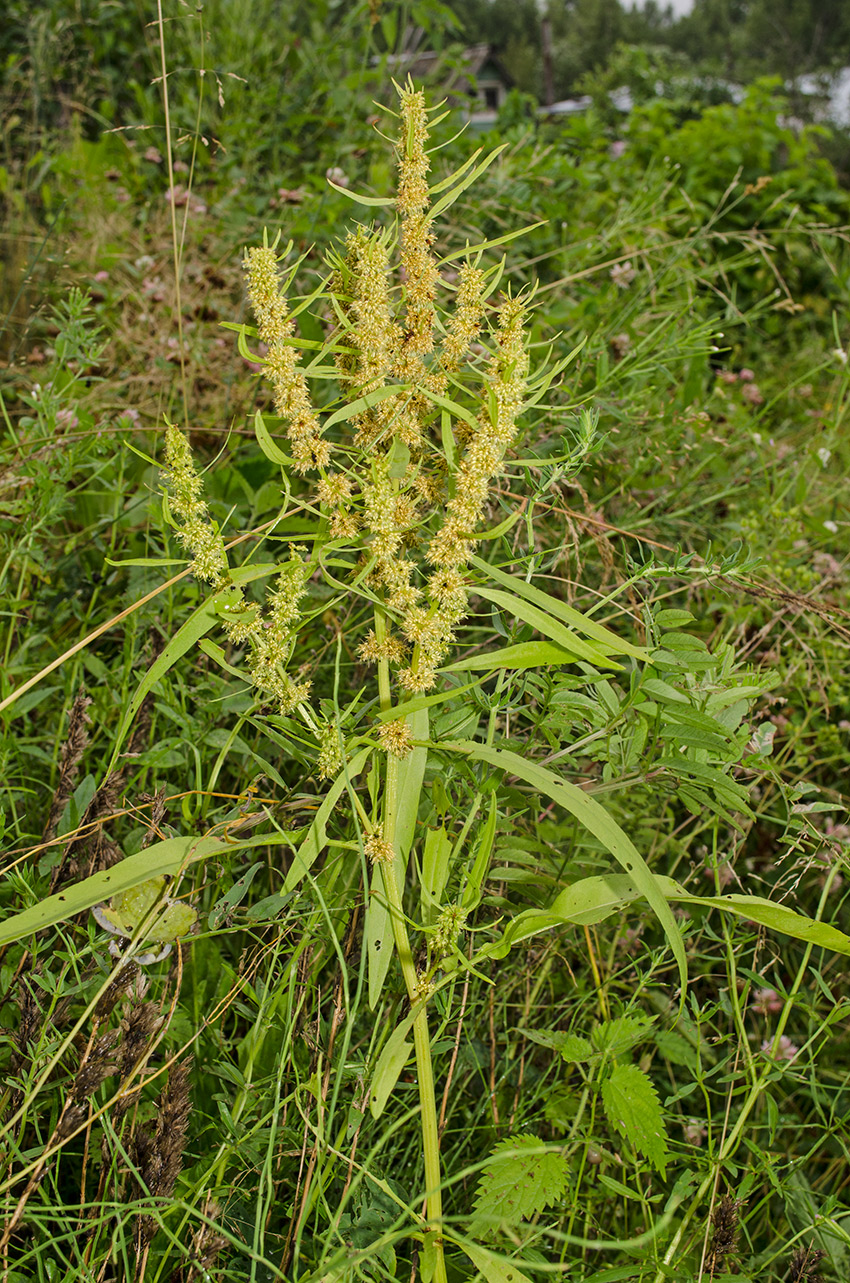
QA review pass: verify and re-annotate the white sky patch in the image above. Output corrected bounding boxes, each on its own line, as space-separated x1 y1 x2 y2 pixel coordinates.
628 0 695 15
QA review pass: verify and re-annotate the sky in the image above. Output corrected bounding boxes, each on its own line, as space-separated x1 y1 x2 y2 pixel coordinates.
629 0 695 14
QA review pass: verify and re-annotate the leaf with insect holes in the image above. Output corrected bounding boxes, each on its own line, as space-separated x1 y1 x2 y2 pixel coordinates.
601 1064 669 1176
93 876 197 944
472 1135 570 1231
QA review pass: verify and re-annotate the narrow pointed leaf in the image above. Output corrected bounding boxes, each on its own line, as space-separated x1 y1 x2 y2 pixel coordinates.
447 744 688 997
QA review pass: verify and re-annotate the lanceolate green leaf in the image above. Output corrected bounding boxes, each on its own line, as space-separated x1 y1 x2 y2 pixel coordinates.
469 555 648 661
430 143 508 218
0 835 227 947
447 744 688 997
473 585 619 668
369 1007 418 1119
442 639 588 673
671 883 850 954
395 707 429 861
326 178 394 206
254 409 290 465
322 384 408 431
282 747 372 893
472 870 850 966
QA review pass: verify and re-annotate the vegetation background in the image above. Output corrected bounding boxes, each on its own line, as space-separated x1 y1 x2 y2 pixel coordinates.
1 0 849 1280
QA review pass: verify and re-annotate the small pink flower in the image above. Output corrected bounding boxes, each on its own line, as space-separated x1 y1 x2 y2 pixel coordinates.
144 146 163 163
704 859 735 888
93 270 109 283
761 1034 798 1061
741 382 764 405
751 988 783 1015
173 160 189 173
739 368 755 381
718 370 738 383
610 260 636 289
56 408 79 430
683 1120 707 1146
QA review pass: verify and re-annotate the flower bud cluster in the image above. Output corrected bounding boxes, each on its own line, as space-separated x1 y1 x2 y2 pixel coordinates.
317 721 343 780
432 902 468 955
244 245 328 473
398 295 529 692
377 717 414 758
249 552 312 714
395 84 439 381
164 424 228 587
365 833 395 864
441 262 487 373
232 82 534 766
163 429 312 715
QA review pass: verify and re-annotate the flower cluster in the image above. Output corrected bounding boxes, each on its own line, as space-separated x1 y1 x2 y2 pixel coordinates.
161 429 313 716
399 295 529 692
377 717 414 758
441 262 487 373
244 243 329 472
365 833 395 864
163 424 228 587
167 80 534 782
395 84 439 380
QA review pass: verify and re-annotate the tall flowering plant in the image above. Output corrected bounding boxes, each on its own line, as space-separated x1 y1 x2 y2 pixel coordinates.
161 87 545 1274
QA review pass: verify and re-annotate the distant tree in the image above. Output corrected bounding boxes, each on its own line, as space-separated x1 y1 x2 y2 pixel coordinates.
740 0 850 79
447 0 543 93
550 0 627 95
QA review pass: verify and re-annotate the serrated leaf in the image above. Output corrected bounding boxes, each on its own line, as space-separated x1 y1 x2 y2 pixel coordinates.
592 1015 654 1057
601 1064 669 1175
472 1135 569 1229
559 1034 595 1064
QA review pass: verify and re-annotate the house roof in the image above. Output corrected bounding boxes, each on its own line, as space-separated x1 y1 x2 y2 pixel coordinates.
384 42 514 96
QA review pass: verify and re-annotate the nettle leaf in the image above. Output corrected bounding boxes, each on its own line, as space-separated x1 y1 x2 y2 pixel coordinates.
473 1135 570 1229
592 1015 655 1057
601 1064 669 1176
559 1034 595 1064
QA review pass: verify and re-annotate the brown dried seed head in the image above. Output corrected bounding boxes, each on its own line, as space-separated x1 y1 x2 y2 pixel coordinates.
73 1031 120 1101
120 1000 164 1078
95 962 141 1021
44 688 92 840
705 1194 743 1274
788 1245 826 1283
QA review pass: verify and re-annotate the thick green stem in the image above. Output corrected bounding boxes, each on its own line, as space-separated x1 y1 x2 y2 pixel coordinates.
374 608 447 1282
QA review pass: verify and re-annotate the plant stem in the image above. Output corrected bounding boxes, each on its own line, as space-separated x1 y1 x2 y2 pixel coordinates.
374 608 447 1282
